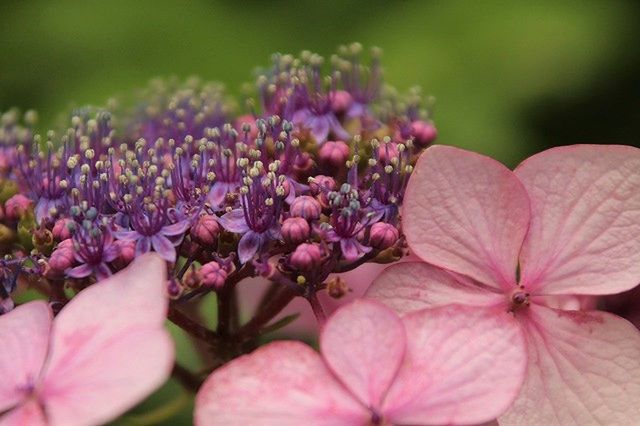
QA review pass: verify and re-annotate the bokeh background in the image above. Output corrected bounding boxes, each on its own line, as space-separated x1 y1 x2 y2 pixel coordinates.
3 0 639 423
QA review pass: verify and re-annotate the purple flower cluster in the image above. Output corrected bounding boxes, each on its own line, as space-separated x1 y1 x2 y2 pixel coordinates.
0 44 436 311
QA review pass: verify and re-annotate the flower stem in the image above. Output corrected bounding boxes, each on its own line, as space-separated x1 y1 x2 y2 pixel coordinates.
308 292 327 327
171 362 204 393
167 305 220 344
235 284 296 340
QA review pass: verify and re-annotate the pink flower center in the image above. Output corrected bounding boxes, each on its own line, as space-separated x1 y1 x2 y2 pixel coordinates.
509 286 530 313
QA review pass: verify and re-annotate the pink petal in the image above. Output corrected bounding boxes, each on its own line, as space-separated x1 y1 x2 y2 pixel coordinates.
0 302 51 412
381 305 526 425
38 254 174 426
515 145 640 295
501 304 640 425
403 146 530 290
320 300 406 409
194 341 368 426
0 400 46 426
366 262 505 314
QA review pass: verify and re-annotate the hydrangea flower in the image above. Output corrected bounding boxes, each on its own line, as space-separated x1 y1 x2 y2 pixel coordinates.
0 254 174 426
195 299 525 425
367 145 640 425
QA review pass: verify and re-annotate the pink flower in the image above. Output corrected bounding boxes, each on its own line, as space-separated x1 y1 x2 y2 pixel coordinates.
0 254 174 426
195 299 525 425
368 145 640 424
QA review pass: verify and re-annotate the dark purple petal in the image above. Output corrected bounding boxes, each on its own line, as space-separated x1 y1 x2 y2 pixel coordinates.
340 238 371 262
207 182 236 207
308 115 330 144
102 244 120 263
135 236 151 256
66 263 94 279
324 228 340 243
238 231 262 264
162 220 190 237
327 114 350 141
35 198 55 225
292 108 311 125
113 230 141 241
95 263 112 281
151 234 177 263
218 209 250 234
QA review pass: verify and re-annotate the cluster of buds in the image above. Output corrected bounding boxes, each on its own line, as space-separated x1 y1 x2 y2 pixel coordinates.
0 44 436 312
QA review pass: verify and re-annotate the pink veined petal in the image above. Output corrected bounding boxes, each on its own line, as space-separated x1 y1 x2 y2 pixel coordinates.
381 305 526 425
403 145 530 291
37 254 174 426
65 263 94 279
515 144 640 295
194 341 369 426
0 302 51 412
366 262 505 315
320 300 406 410
500 304 640 425
135 236 151 256
0 399 46 426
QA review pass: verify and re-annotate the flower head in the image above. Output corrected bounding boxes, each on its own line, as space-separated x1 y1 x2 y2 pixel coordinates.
195 299 525 425
368 145 640 424
0 254 174 426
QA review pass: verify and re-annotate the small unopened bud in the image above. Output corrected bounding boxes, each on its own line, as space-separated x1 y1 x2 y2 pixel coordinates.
113 239 136 267
290 195 322 220
5 194 32 221
369 222 399 250
319 141 350 168
410 120 437 147
330 90 354 114
198 261 228 290
52 218 73 241
167 278 184 299
289 243 322 271
281 217 310 245
190 214 220 246
49 239 75 273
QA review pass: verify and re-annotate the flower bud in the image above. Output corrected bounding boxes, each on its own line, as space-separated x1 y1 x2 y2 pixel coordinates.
369 222 399 250
289 243 322 271
167 277 183 299
319 141 350 168
5 194 32 221
281 217 310 245
52 218 73 241
48 239 75 273
330 90 354 114
190 214 220 246
32 226 53 255
114 239 136 267
309 175 336 194
410 120 437 147
290 195 322 220
198 261 228 290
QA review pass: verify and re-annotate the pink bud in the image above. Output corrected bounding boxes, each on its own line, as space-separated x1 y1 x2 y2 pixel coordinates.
290 196 322 221
5 194 32 220
369 222 399 250
190 214 220 246
309 175 336 194
289 243 322 271
49 239 75 273
330 90 354 114
319 141 350 168
410 120 437 147
198 261 228 290
378 142 399 163
52 218 73 241
167 278 183 299
114 239 136 266
281 217 310 245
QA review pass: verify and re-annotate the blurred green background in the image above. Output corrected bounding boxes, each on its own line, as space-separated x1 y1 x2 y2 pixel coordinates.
3 0 639 423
